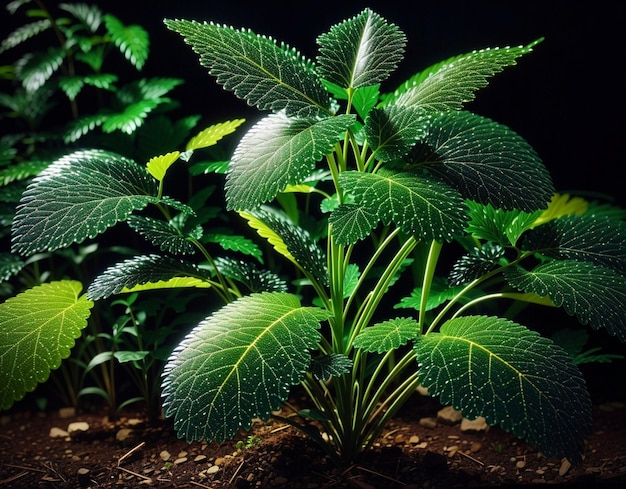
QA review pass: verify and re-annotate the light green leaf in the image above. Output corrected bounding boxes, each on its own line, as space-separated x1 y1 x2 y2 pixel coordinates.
383 39 542 111
316 7 406 90
353 317 419 353
104 14 149 70
408 111 554 212
225 113 355 210
0 281 94 410
161 292 330 442
11 150 157 255
465 200 543 246
395 276 465 311
414 315 591 462
505 261 626 341
16 46 65 92
102 99 160 134
202 233 263 263
146 151 180 182
186 119 246 151
121 277 210 293
339 169 467 241
0 159 50 186
165 19 330 117
87 254 212 301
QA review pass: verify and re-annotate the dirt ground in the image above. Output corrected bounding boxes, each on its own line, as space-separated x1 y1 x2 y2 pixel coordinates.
1 391 625 489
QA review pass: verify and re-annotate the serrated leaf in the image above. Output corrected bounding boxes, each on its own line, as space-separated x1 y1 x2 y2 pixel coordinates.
214 257 287 293
16 46 65 92
11 150 157 255
146 151 180 182
407 111 554 211
310 353 352 381
329 203 378 245
104 14 149 70
448 243 505 286
161 292 330 442
530 193 589 229
59 2 102 33
365 106 431 161
102 99 160 134
0 280 94 410
203 233 263 263
165 19 330 117
395 276 465 311
505 261 626 341
523 215 626 274
0 252 24 282
225 113 355 210
414 315 592 462
63 113 109 143
58 75 84 100
239 207 327 284
465 200 543 246
316 8 406 90
186 119 246 151
121 277 211 293
87 254 212 301
339 169 467 241
353 317 419 353
126 215 195 255
383 39 542 110
0 159 50 186
0 19 51 54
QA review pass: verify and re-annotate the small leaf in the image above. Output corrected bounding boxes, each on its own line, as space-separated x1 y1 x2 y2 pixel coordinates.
121 277 210 294
0 19 51 54
465 200 543 246
414 315 592 462
161 292 330 442
316 8 406 89
310 354 352 381
186 119 246 151
202 233 263 263
353 317 419 353
225 113 355 210
126 215 195 255
146 151 180 182
165 19 330 117
104 14 149 70
395 276 465 311
505 261 626 341
0 252 24 282
329 203 378 245
531 193 589 228
448 243 505 286
0 281 94 410
11 150 157 255
214 257 287 293
59 2 103 33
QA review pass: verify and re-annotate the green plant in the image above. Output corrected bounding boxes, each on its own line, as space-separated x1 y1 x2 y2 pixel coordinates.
2 7 625 470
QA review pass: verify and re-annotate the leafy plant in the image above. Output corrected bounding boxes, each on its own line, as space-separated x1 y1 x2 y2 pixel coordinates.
2 7 625 471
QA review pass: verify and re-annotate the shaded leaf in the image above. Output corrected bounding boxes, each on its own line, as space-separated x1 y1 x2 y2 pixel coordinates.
16 47 65 92
214 257 287 293
414 315 592 462
0 19 51 54
310 354 352 381
395 276 465 311
104 14 149 70
0 281 94 410
0 252 24 282
448 243 505 286
126 215 196 255
202 233 263 263
161 292 330 442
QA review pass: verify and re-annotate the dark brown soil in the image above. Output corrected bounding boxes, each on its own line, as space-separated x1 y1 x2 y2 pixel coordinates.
1 393 625 489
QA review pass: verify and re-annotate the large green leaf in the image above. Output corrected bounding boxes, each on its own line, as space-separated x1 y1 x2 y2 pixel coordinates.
225 113 355 210
414 315 592 462
316 7 406 90
523 215 626 273
161 292 330 442
382 39 542 111
164 19 330 118
86 254 213 301
338 169 467 241
407 111 554 211
505 261 626 341
0 281 94 410
11 150 158 255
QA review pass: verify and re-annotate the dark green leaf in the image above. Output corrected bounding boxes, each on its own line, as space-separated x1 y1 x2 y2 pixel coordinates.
414 315 591 462
465 200 543 246
310 354 352 381
0 19 51 54
225 113 355 210
505 261 626 341
0 252 24 282
203 233 263 263
339 169 467 241
87 254 212 300
329 203 378 245
353 317 419 353
0 159 49 185
448 243 505 286
316 8 406 89
126 215 196 255
214 257 287 293
16 47 65 92
407 111 554 211
104 14 149 70
11 150 158 255
165 19 330 117
161 292 330 442
59 3 103 33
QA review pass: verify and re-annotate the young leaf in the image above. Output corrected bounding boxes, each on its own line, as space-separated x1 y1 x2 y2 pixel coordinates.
164 19 330 117
383 39 542 111
505 261 626 341
530 193 588 228
87 254 213 301
465 200 543 246
202 233 263 263
161 292 331 442
353 318 419 353
395 277 465 311
104 14 149 70
146 151 180 182
225 113 355 210
329 203 378 245
186 119 246 151
339 169 467 241
316 7 406 90
407 111 554 212
414 315 592 463
11 150 158 255
0 280 94 410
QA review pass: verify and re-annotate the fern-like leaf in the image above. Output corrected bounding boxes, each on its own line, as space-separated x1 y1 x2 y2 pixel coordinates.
16 47 65 92
465 201 543 246
59 2 103 33
0 19 51 54
104 14 149 70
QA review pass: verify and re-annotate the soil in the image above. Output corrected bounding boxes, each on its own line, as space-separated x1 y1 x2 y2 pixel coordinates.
1 392 625 489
